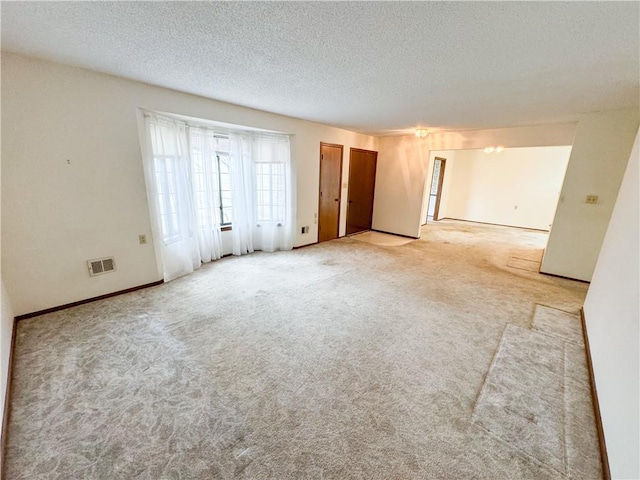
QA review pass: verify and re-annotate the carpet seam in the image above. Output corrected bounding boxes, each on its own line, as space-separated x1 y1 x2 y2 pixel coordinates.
531 328 583 347
469 323 510 424
535 303 581 316
509 256 541 263
301 268 359 289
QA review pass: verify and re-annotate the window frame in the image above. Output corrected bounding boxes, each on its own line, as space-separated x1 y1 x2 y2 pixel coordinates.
214 151 233 227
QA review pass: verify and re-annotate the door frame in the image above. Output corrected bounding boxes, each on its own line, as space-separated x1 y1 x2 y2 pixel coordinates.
318 142 344 241
432 157 446 221
346 147 378 235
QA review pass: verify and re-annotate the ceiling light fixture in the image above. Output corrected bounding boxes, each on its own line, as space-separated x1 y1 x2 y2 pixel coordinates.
415 128 429 138
484 146 505 153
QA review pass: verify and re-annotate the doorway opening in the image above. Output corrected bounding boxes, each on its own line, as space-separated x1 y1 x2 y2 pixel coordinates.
426 157 446 222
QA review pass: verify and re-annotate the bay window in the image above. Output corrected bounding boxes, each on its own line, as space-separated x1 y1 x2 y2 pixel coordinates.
141 111 294 282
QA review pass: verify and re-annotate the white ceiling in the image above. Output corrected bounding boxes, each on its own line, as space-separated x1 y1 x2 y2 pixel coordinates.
2 2 638 135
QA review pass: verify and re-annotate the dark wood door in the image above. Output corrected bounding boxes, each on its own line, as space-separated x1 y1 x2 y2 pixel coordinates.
318 143 343 242
346 148 378 235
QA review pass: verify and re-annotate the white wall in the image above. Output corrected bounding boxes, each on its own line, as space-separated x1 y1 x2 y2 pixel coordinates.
439 147 571 231
427 123 577 151
372 136 430 238
1 280 14 457
1 53 377 316
541 108 640 281
583 128 639 480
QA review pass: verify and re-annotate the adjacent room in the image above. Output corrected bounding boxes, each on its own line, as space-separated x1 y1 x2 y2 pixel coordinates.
418 145 572 269
421 146 571 230
1 2 638 479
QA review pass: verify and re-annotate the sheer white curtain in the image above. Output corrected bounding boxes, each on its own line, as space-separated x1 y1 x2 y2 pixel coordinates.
229 133 294 254
252 135 294 252
142 115 201 281
142 117 225 281
189 127 224 263
229 133 255 256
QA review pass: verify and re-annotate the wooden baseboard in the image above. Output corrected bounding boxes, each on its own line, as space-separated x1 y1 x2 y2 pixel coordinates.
1 317 17 479
370 229 420 240
538 270 591 285
293 241 319 249
580 307 611 480
440 217 550 233
15 280 164 321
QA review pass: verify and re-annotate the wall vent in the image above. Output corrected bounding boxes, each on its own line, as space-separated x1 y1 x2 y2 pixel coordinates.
88 257 116 276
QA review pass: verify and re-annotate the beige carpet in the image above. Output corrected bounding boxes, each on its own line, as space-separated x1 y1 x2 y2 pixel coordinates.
350 230 414 246
4 220 601 479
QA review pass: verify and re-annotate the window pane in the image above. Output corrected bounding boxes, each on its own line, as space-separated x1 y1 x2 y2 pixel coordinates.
216 152 232 225
431 160 441 195
188 130 233 227
153 156 181 244
254 160 286 225
220 174 231 191
222 207 232 224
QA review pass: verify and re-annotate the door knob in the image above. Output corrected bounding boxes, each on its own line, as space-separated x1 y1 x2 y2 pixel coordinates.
334 198 339 202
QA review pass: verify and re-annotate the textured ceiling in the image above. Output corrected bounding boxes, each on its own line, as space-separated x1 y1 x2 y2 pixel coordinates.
2 2 639 135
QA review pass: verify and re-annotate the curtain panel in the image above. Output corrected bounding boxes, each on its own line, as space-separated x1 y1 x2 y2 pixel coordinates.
142 115 202 281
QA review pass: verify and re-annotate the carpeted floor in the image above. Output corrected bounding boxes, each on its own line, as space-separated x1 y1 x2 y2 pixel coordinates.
4 220 601 479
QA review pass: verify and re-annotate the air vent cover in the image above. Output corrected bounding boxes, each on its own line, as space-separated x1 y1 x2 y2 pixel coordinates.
88 257 116 276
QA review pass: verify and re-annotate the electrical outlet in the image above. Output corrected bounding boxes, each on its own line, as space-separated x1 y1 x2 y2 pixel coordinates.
301 226 309 234
139 234 147 244
586 195 599 205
